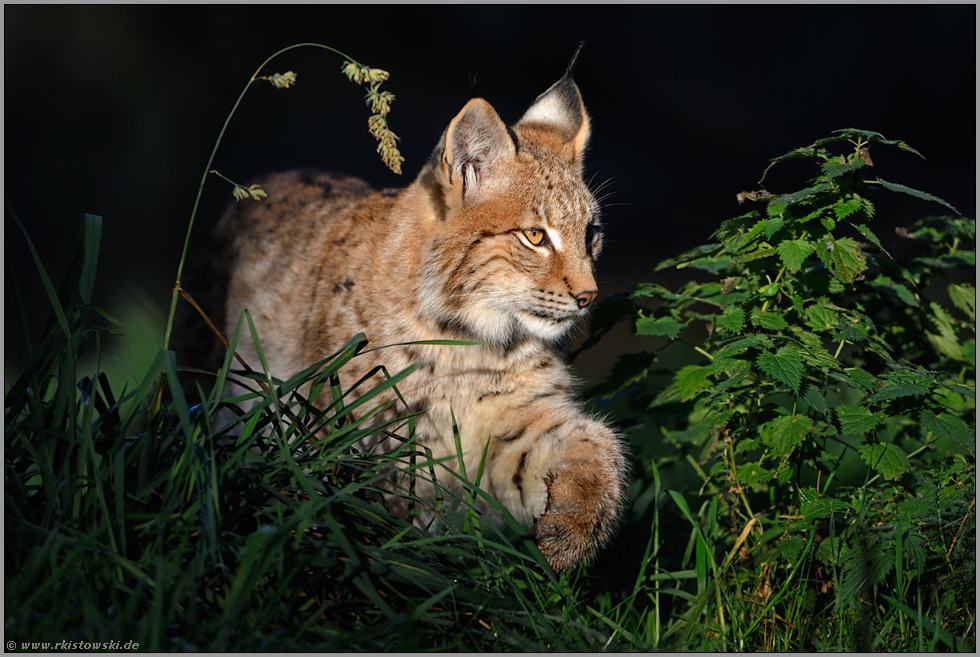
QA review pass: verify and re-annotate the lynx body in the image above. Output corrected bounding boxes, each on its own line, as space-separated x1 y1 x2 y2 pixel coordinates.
202 74 626 571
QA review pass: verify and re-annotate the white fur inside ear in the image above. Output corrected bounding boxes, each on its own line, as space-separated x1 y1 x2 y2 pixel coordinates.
445 99 514 195
464 162 479 191
521 92 566 126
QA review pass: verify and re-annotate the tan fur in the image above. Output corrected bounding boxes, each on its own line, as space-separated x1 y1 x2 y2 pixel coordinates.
200 75 626 571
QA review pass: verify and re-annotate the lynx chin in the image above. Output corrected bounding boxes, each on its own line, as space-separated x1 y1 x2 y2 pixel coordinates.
193 71 627 572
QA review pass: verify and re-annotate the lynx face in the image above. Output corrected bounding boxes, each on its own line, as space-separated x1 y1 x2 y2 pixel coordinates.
417 79 604 346
421 162 604 344
198 71 626 573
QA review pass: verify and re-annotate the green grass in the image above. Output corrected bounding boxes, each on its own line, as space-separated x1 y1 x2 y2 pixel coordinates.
4 209 650 651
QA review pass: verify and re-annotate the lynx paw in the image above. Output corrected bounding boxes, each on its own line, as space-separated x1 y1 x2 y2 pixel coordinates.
530 452 622 572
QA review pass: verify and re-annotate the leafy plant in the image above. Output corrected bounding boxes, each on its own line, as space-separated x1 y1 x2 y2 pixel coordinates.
588 129 975 650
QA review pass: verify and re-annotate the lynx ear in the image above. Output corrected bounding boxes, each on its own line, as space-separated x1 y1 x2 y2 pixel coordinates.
439 98 516 200
517 76 591 168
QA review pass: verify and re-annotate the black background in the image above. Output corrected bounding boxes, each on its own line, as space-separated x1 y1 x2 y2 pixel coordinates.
5 5 975 372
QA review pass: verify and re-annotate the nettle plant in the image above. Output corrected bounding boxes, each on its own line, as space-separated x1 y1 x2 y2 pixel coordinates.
591 129 975 648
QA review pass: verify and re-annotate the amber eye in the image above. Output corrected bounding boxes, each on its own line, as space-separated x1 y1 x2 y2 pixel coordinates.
523 228 547 246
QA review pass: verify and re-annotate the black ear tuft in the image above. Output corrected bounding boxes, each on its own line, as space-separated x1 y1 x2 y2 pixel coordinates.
516 61 591 167
469 70 481 100
565 41 585 79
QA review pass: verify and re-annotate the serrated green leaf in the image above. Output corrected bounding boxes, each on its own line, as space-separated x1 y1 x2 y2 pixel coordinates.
798 340 842 371
860 196 876 220
963 340 976 367
656 243 725 271
852 222 889 255
636 315 685 340
799 495 849 522
877 178 959 214
843 367 877 392
702 408 734 429
870 274 918 306
733 217 777 252
920 410 975 453
756 346 804 393
805 303 838 333
821 156 866 181
706 360 753 399
763 217 785 238
773 183 832 207
869 369 932 403
833 195 865 220
766 202 789 219
757 281 780 297
775 239 817 273
927 301 965 361
836 404 882 436
761 414 813 458
835 313 872 342
830 128 886 142
714 211 759 241
675 364 712 401
802 384 831 415
858 443 910 480
771 535 805 563
735 437 760 454
736 462 773 488
733 244 777 265
630 283 694 302
790 326 825 349
839 537 892 608
715 306 745 334
751 310 789 331
947 283 976 320
685 256 737 274
817 235 867 284
713 334 774 360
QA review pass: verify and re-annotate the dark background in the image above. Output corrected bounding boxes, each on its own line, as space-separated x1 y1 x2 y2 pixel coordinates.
4 5 975 376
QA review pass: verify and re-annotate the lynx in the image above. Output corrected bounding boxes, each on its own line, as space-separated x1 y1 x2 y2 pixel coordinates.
195 71 626 572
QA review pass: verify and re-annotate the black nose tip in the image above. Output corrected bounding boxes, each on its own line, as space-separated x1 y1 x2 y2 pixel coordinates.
575 290 597 308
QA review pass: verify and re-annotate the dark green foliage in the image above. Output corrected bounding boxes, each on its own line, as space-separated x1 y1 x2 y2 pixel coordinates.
587 128 975 650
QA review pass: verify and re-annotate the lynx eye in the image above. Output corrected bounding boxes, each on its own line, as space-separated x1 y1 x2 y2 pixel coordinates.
586 224 602 255
523 228 548 247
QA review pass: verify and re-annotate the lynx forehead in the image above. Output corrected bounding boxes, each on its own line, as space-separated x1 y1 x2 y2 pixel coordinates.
196 70 627 572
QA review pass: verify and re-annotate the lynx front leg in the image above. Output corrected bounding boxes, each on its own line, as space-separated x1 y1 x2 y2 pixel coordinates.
492 418 626 572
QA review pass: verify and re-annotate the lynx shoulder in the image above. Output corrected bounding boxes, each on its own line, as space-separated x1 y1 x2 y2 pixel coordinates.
198 73 626 572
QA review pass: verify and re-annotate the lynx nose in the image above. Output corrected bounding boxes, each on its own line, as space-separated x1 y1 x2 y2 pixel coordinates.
575 290 597 308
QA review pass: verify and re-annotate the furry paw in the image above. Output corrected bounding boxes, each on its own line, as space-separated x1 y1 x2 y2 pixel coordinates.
530 450 622 572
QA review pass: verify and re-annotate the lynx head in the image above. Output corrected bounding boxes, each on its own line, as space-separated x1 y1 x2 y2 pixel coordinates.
417 75 603 346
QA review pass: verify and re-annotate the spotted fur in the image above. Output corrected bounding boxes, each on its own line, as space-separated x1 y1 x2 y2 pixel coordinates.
199 74 626 571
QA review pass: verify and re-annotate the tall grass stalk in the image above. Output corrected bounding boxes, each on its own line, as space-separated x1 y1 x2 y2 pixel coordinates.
158 43 402 416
